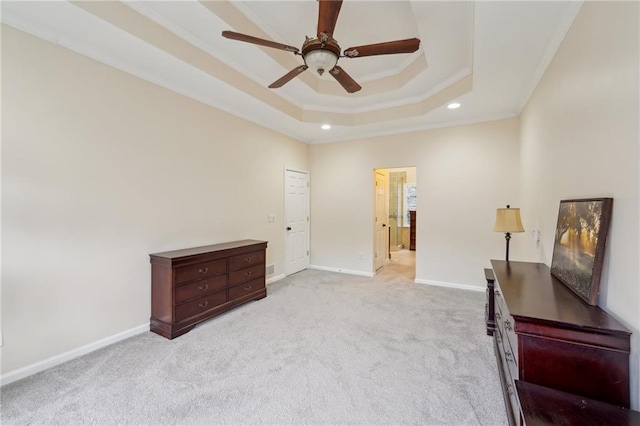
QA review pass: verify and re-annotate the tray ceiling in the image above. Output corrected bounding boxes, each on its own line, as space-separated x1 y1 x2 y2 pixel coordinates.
1 1 583 143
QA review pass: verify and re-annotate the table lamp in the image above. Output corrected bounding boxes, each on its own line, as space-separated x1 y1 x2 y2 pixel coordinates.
494 205 524 261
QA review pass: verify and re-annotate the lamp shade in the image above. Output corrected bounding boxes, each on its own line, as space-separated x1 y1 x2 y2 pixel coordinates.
494 207 524 233
304 49 338 76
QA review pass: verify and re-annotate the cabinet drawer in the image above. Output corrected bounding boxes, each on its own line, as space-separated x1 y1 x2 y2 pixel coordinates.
494 288 504 315
229 263 265 285
501 330 519 381
229 251 265 271
175 290 226 323
502 316 519 365
175 274 227 304
175 259 226 285
228 278 265 300
497 328 520 424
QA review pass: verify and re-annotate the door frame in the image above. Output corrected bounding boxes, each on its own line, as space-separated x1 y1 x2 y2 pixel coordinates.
284 167 310 276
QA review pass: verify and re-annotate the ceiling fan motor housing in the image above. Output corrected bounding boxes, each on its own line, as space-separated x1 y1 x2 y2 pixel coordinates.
302 37 341 75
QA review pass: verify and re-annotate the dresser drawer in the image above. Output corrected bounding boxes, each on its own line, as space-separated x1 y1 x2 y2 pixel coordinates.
502 315 519 365
228 278 265 300
494 288 504 316
175 290 226 323
496 328 520 424
175 259 226 285
229 263 265 285
501 328 519 382
175 274 227 304
229 251 265 271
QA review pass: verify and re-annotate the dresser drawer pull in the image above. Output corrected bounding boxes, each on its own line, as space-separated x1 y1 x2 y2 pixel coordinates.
199 301 208 309
244 271 253 277
244 285 252 291
244 257 252 263
198 284 209 292
504 319 513 331
198 267 209 274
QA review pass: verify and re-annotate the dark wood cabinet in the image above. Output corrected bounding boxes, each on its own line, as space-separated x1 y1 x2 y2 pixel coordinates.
487 260 631 425
150 240 267 339
409 210 416 250
516 381 640 426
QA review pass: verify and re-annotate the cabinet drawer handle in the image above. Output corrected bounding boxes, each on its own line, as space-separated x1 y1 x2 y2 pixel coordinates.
244 285 252 291
505 351 513 362
198 267 209 274
495 290 501 297
506 383 514 396
495 312 501 320
198 284 209 291
244 257 252 263
244 271 253 277
199 301 209 309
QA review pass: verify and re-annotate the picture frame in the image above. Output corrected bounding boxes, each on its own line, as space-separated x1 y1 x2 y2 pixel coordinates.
550 198 613 305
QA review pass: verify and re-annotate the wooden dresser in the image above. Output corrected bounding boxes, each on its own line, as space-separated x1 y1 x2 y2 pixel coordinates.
484 268 496 336
409 210 416 250
488 260 631 425
150 240 267 339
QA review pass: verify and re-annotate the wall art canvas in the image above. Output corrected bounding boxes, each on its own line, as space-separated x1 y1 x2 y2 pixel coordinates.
551 198 613 305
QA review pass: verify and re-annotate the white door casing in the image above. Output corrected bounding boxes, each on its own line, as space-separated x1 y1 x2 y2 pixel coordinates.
285 169 309 275
374 171 387 270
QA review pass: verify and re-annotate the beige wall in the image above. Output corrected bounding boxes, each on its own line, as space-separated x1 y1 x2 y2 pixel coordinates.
309 118 522 285
519 1 639 408
1 27 309 374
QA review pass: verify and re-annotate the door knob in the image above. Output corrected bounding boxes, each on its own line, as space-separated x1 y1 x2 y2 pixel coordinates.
286 227 292 231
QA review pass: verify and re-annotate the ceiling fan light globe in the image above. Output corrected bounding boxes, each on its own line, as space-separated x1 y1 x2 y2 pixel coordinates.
304 50 338 76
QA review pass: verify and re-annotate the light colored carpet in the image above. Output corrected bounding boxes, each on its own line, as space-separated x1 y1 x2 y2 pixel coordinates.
1 253 507 425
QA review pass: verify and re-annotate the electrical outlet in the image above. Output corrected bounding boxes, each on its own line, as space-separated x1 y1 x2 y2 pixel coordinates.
267 214 276 223
532 229 540 242
266 264 275 275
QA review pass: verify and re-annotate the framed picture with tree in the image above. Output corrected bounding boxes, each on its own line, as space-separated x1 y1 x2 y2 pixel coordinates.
551 198 613 305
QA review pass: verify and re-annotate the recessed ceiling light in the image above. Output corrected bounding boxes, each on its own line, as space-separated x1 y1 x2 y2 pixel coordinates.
447 102 461 109
321 124 331 130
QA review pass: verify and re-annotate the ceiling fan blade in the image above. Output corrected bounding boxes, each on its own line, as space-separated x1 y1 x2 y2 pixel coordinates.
222 31 299 54
317 0 343 39
343 38 420 58
329 66 361 93
268 65 309 89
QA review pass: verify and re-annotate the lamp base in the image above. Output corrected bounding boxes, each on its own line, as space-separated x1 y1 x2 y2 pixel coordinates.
505 232 512 262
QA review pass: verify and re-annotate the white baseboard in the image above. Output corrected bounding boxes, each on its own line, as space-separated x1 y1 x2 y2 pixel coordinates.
0 323 149 387
266 273 286 285
414 278 484 292
308 265 374 278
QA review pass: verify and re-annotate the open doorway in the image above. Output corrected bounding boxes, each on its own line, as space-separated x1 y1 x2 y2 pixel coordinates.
373 167 417 278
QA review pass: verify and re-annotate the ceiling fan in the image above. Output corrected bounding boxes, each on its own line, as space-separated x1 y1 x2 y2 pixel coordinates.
222 0 420 93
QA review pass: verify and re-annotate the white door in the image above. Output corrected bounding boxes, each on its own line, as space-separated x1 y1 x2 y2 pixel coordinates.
374 171 388 270
285 169 309 275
